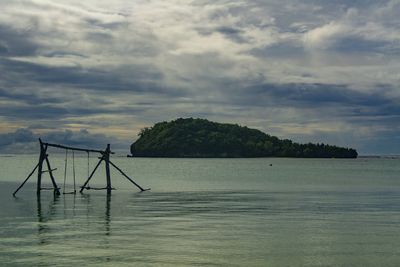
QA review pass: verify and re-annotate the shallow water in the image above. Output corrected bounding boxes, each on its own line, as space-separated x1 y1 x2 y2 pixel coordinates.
1 155 400 266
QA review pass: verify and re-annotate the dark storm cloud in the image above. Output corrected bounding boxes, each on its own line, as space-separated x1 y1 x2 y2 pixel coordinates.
307 0 388 10
0 128 128 153
43 129 123 149
0 87 64 105
86 31 114 42
85 20 126 30
0 58 168 93
42 51 87 58
241 83 400 114
0 128 36 146
249 43 305 58
0 105 115 120
331 37 394 53
0 25 40 57
215 26 247 43
0 99 148 121
0 105 67 120
196 26 247 43
304 25 400 54
227 82 400 143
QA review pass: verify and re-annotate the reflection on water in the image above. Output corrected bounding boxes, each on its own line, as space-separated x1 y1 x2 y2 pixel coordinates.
36 195 58 245
35 193 113 240
1 185 400 267
1 157 400 267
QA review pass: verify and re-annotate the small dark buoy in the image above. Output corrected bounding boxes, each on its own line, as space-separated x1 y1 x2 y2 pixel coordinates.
269 164 272 166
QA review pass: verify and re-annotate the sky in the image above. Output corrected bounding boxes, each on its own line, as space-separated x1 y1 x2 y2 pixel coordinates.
0 0 399 155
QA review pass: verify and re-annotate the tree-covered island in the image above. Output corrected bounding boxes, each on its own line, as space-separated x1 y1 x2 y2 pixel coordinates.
130 118 358 158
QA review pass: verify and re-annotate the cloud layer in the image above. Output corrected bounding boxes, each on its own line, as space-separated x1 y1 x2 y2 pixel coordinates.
0 128 127 154
0 0 399 154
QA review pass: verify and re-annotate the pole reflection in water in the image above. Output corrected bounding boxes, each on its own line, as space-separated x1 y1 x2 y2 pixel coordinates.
105 194 111 237
36 195 59 245
104 194 112 262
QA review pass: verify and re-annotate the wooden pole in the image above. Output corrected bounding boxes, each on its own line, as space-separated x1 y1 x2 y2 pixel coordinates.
80 157 104 193
72 151 76 193
44 156 61 195
63 149 68 193
13 163 39 196
42 142 106 154
105 144 112 194
37 139 47 195
109 160 148 192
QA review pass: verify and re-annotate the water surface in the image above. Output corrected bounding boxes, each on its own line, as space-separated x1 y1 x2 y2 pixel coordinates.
1 155 399 266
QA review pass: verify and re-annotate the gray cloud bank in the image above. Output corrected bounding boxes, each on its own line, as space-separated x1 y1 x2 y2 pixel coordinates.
0 128 129 154
0 0 399 155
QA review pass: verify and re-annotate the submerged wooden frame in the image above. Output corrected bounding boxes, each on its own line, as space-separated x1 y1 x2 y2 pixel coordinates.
13 139 149 196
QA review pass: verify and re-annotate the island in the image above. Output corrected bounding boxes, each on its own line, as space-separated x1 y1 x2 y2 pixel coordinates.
130 118 358 158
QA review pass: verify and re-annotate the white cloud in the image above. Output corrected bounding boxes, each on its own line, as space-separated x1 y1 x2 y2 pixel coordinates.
303 21 348 49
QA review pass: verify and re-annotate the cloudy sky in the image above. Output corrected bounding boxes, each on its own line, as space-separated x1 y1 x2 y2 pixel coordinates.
0 0 399 154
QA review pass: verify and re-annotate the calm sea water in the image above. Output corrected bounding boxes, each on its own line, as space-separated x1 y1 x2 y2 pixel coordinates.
0 154 400 266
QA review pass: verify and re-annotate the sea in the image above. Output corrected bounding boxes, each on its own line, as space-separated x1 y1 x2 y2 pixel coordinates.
0 154 399 267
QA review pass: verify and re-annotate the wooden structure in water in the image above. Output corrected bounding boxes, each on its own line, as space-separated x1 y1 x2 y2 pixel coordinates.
13 139 149 196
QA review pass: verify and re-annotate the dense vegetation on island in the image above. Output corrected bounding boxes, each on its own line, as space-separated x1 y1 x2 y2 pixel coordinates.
130 118 358 158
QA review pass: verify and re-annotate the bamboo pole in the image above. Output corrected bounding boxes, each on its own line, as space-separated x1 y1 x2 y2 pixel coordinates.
104 144 112 194
80 157 104 193
44 156 61 195
72 151 76 193
42 142 112 154
109 160 149 192
36 140 47 195
63 149 68 193
13 163 39 196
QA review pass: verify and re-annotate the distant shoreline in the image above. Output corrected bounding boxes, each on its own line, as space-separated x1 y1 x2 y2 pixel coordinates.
127 155 400 159
127 155 361 159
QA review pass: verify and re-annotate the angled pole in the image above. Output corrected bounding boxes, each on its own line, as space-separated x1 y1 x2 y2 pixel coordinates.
13 163 39 196
109 160 149 192
80 156 104 193
44 156 61 195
